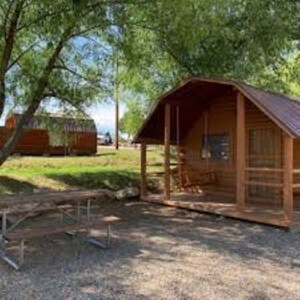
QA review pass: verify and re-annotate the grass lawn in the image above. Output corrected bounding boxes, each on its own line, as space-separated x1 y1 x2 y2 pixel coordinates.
0 147 163 194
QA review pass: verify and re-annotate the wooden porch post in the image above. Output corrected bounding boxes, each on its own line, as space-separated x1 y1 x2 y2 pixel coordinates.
204 110 209 170
283 133 293 221
236 92 246 210
164 103 171 199
140 142 147 198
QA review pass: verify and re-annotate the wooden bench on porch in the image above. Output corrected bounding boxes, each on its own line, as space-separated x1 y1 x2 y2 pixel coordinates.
171 167 216 192
0 190 120 270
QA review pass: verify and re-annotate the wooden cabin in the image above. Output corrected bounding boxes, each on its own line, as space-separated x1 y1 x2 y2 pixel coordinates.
1 113 97 155
134 77 300 230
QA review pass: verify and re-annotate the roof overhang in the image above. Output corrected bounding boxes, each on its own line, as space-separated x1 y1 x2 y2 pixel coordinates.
134 77 300 144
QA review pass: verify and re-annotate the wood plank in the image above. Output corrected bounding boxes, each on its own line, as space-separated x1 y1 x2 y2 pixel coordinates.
140 143 147 197
143 193 291 228
0 189 108 207
164 103 171 199
5 220 114 240
283 134 294 220
245 167 284 173
245 181 283 188
236 92 246 210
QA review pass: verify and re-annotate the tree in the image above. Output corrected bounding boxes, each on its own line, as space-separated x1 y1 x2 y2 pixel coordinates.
0 0 298 165
122 0 299 106
0 0 155 165
120 99 145 140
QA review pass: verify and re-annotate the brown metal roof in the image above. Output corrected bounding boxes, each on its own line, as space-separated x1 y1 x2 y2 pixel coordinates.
7 112 97 133
237 83 300 137
134 77 300 143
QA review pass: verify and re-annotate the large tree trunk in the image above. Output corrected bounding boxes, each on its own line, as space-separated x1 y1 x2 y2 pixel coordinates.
0 27 71 166
0 0 25 118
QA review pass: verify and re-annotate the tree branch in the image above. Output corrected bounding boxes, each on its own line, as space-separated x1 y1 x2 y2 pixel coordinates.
43 89 87 116
6 42 38 72
0 26 72 165
53 64 102 88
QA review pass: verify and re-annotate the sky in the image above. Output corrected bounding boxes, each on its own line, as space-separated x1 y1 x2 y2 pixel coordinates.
86 102 126 136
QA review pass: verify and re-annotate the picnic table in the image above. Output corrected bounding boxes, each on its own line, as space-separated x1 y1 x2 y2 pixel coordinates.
0 189 119 270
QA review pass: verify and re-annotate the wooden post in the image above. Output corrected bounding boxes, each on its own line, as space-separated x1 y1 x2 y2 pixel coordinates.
176 106 182 191
283 133 293 221
164 103 171 199
204 110 209 170
236 92 246 210
140 142 147 198
114 56 119 150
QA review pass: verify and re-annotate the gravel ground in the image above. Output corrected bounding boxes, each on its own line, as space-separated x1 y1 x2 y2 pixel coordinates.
1 200 300 300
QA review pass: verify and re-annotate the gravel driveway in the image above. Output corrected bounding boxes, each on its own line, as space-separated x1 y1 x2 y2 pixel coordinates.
1 200 300 300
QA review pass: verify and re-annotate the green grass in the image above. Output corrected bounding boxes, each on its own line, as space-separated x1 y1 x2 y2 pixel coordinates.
0 147 164 194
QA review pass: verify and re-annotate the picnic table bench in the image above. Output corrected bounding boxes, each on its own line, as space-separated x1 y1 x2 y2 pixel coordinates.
0 189 119 270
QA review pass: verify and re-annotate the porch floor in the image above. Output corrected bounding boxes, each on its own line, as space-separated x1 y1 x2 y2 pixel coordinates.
142 193 300 229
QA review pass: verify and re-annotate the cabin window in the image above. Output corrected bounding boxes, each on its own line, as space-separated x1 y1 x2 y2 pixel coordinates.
202 133 229 161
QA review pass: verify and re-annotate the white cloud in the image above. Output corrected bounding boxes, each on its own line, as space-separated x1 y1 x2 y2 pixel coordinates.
87 102 126 134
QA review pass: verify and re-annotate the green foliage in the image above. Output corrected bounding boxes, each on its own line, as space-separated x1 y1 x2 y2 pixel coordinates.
0 0 299 164
118 0 299 130
0 0 154 163
120 99 145 139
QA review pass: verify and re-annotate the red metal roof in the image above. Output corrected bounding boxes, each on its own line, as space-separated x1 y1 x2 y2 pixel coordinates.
134 77 300 143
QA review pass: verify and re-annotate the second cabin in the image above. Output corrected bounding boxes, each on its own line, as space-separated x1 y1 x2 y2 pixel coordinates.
1 112 97 155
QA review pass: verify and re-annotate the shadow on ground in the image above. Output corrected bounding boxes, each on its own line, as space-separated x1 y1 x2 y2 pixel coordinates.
1 199 300 299
46 170 139 191
0 176 39 194
46 170 159 192
93 152 117 157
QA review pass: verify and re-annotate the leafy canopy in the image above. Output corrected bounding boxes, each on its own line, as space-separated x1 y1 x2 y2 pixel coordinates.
118 0 299 136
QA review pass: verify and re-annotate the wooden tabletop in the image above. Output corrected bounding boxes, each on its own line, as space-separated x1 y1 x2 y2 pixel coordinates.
0 189 109 207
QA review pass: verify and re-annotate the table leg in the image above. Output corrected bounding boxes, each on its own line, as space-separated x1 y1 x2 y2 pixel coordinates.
107 224 111 247
77 200 81 222
2 211 7 237
19 240 25 267
87 199 91 222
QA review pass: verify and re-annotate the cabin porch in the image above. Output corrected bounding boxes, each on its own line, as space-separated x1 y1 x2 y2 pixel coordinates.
142 192 300 229
135 79 300 230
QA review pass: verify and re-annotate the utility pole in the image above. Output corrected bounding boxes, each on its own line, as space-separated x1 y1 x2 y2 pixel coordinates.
115 56 119 150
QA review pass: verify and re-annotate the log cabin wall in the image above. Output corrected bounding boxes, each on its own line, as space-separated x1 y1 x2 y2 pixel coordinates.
1 113 97 155
293 138 300 207
0 127 97 155
181 92 285 206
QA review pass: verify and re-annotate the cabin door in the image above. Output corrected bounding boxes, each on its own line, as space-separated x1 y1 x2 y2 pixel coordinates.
247 128 281 202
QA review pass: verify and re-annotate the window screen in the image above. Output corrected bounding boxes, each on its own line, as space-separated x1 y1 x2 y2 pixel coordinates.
202 133 229 161
248 128 277 168
248 128 279 199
